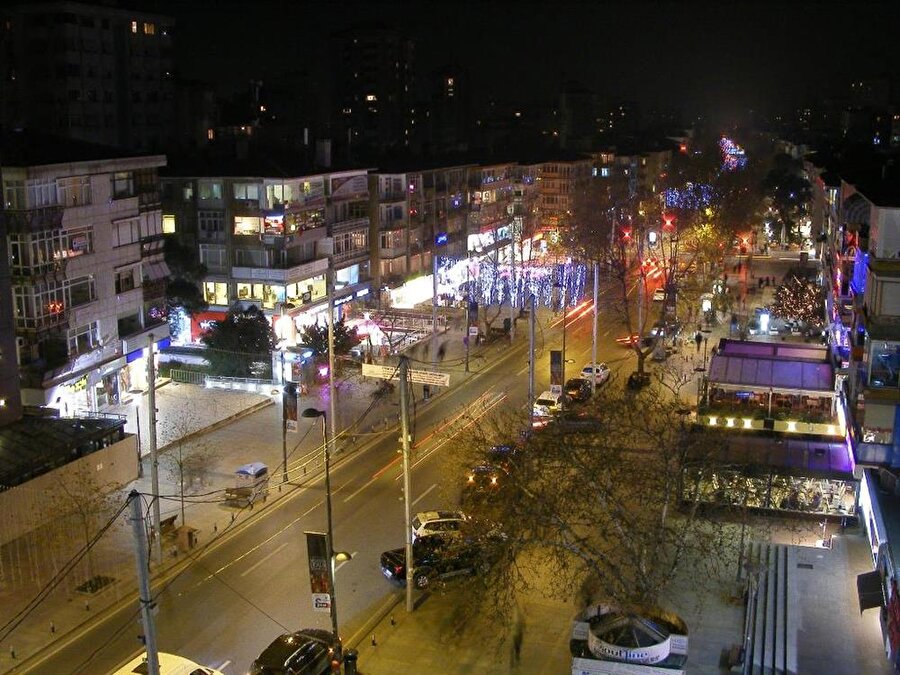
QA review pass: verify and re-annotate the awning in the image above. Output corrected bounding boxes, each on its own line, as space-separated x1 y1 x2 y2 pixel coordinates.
857 570 885 612
143 260 170 282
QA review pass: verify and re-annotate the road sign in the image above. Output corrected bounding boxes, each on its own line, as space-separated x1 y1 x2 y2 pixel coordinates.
362 363 450 387
469 326 479 337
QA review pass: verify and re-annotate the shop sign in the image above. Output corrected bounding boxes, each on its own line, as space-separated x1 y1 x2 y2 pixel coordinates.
64 375 88 393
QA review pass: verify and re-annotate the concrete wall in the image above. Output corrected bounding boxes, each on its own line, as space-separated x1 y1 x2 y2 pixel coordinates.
0 434 138 546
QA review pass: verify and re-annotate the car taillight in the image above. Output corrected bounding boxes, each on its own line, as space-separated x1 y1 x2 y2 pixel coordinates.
467 474 475 482
490 476 498 485
394 565 403 574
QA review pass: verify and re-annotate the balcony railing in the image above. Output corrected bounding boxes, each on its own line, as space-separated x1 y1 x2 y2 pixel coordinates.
0 206 65 233
232 257 329 284
331 216 369 233
333 247 368 265
15 308 71 332
379 191 407 202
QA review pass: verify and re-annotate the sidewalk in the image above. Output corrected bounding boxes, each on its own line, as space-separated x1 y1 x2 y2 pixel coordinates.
0 320 516 673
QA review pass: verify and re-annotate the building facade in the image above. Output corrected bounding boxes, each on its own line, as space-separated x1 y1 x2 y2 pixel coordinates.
162 165 372 345
0 130 169 415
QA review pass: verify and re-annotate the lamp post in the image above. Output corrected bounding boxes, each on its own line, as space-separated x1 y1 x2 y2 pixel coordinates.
300 407 340 652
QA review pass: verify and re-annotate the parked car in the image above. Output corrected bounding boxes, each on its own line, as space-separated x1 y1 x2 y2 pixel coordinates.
580 362 611 385
380 533 494 589
114 652 225 675
411 510 469 541
249 629 338 675
565 377 592 402
533 390 563 417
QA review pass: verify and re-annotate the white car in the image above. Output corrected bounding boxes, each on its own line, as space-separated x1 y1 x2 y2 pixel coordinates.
411 510 469 541
533 390 563 418
113 652 225 675
580 363 611 386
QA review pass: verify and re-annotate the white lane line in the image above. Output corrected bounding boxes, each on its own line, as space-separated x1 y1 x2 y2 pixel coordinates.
213 660 232 671
336 552 358 573
343 474 380 503
412 484 438 507
240 542 289 577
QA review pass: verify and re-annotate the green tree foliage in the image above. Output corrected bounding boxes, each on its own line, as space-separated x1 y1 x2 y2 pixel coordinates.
200 306 276 377
299 318 361 361
771 274 823 327
164 236 208 317
762 154 811 243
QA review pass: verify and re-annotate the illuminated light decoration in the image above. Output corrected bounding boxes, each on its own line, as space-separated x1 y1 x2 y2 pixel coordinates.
621 228 632 241
708 417 717 426
662 213 676 231
435 232 448 246
719 136 747 171
318 365 329 378
787 421 797 432
47 300 64 314
726 418 735 428
743 418 753 429
663 182 714 209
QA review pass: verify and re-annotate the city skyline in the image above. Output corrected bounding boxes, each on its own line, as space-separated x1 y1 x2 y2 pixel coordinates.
145 0 900 125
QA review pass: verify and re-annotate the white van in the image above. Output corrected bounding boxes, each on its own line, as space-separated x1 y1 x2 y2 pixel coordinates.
111 651 225 675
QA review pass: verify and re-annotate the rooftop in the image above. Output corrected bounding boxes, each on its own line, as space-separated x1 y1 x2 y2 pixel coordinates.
0 416 127 490
709 340 834 394
696 435 854 478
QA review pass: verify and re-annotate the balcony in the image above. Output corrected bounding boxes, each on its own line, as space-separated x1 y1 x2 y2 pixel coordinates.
138 190 161 211
333 247 369 265
15 307 71 333
0 206 65 233
232 257 328 285
10 259 68 282
331 216 369 234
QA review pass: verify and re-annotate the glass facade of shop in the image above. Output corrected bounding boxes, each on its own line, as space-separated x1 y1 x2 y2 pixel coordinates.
683 467 857 517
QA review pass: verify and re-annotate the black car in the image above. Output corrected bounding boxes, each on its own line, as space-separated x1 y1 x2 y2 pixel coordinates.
380 534 487 589
250 629 338 675
565 378 592 402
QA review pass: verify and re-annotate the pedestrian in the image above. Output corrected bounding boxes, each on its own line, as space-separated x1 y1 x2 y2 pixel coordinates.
695 331 703 352
511 617 524 667
758 277 764 289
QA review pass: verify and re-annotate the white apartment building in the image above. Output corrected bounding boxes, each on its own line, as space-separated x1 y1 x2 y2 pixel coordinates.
1 131 169 414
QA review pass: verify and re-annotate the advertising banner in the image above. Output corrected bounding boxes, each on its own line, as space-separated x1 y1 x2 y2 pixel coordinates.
283 382 298 433
305 531 332 613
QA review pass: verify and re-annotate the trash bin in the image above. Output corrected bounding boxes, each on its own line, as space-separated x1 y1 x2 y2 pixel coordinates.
342 648 359 675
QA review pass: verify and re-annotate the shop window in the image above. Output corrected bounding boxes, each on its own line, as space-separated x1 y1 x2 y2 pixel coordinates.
203 282 229 306
234 216 262 236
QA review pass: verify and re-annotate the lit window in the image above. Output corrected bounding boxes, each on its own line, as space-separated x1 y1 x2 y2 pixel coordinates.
143 22 155 35
446 77 454 86
207 128 214 141
366 94 377 102
131 20 137 33
162 214 175 234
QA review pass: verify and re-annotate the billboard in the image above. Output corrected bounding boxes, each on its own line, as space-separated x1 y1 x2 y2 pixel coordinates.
305 531 332 613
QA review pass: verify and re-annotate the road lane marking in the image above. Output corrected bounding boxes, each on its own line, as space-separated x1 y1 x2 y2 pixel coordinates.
214 659 232 671
335 552 358 573
343 474 381 503
240 542 289 577
413 484 437 506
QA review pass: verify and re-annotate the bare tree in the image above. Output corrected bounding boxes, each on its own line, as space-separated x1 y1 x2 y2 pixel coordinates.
48 464 123 589
161 410 216 526
435 385 794 642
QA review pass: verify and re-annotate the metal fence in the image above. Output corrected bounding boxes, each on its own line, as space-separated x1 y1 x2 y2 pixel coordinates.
169 369 207 385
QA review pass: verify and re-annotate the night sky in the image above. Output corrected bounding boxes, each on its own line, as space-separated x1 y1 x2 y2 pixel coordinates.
144 0 898 123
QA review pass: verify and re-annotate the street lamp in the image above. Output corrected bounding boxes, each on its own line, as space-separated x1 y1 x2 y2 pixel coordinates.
301 407 344 657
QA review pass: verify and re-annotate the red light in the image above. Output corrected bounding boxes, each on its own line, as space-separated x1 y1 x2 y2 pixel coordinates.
621 228 632 241
662 213 676 231
679 143 687 154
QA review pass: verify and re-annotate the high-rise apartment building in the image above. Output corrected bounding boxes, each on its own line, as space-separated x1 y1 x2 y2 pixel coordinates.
334 25 416 154
0 1 175 152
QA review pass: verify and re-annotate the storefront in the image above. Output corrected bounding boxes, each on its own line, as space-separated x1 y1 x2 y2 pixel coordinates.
682 435 859 520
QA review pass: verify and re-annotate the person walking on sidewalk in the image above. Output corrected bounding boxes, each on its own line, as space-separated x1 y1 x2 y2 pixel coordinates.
695 331 703 353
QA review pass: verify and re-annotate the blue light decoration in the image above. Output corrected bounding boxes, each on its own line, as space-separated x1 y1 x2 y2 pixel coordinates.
850 251 868 296
664 181 714 209
435 232 448 246
719 136 747 171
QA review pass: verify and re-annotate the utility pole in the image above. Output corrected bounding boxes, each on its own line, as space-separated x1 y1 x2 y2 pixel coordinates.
561 268 568 412
464 252 471 373
528 293 536 431
591 260 599 395
398 357 414 612
326 269 337 455
280 351 289 485
128 490 160 675
509 237 516 342
146 334 161 563
431 253 438 373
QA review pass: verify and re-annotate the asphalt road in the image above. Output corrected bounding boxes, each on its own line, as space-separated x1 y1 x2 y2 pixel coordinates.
18 283 638 675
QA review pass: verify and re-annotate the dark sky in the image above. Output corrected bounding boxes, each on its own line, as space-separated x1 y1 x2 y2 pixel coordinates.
144 0 898 121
